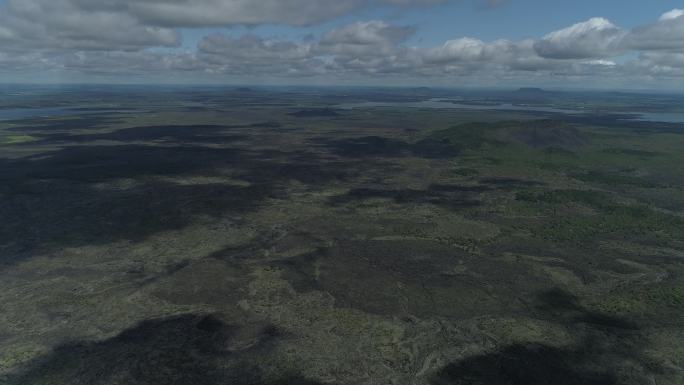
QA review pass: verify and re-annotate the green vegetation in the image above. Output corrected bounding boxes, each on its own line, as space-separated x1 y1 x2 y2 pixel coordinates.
515 189 614 207
534 204 684 243
571 170 659 188
515 189 684 243
0 135 35 145
0 88 683 385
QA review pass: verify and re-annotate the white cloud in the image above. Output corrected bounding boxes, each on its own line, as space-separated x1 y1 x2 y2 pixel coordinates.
199 34 312 61
424 37 489 62
1 0 181 51
318 21 415 56
659 9 684 21
1 2 684 86
622 9 684 51
534 17 626 59
634 52 684 72
583 59 617 66
15 0 448 29
0 0 448 52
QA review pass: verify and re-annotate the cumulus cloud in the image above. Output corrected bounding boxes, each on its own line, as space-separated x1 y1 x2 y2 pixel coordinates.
659 9 684 21
128 0 363 27
424 37 491 63
188 12 684 83
629 52 684 79
196 34 326 76
534 18 626 59
1 2 684 86
622 9 684 51
420 37 562 74
0 0 180 51
0 0 450 53
318 21 415 56
199 35 312 61
8 0 448 30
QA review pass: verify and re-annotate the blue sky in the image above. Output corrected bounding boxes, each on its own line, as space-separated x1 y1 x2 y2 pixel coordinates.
0 0 683 88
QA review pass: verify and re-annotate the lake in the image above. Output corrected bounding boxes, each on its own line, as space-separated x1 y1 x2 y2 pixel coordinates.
0 107 138 121
339 99 684 123
0 107 81 121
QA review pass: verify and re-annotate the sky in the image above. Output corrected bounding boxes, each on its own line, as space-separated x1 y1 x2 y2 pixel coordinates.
0 0 683 89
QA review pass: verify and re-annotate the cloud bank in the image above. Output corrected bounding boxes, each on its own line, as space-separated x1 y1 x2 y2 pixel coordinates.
1 1 684 87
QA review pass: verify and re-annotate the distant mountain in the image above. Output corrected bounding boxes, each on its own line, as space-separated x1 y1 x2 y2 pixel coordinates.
510 87 559 102
515 87 551 94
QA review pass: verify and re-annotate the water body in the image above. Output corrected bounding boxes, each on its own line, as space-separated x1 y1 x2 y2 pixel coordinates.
632 112 684 124
339 99 684 123
339 99 582 115
0 107 78 121
0 107 137 121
